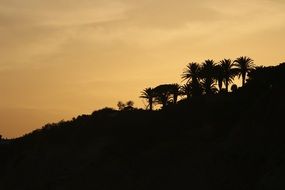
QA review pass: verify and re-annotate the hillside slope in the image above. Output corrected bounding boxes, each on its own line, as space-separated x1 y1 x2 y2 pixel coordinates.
0 64 285 190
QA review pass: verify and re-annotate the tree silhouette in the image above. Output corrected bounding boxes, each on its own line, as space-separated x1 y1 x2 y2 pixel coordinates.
126 101 134 107
220 59 236 92
180 83 192 99
181 62 202 96
169 84 180 104
117 101 125 111
117 101 135 111
125 101 135 111
247 63 285 89
215 64 224 92
246 66 271 90
234 56 255 86
140 88 155 110
200 59 217 95
201 78 217 95
231 84 238 93
153 84 172 108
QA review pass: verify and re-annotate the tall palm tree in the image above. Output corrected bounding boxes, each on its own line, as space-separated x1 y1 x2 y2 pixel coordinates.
220 59 236 92
140 88 155 110
181 62 202 96
200 59 217 95
215 64 224 92
234 56 255 86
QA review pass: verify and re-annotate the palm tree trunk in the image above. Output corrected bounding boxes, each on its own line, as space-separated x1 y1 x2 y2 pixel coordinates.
206 79 211 95
226 79 229 92
163 101 167 108
149 98 153 111
242 73 246 86
162 96 167 108
218 80 222 92
173 94 178 104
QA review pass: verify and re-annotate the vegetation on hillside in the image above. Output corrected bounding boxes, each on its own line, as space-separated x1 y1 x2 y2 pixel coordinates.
0 59 285 190
140 56 254 109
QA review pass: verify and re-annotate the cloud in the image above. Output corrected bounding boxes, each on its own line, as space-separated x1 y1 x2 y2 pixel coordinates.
0 0 130 69
124 0 223 29
1 0 284 69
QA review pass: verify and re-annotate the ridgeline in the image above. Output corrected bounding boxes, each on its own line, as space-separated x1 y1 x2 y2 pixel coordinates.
0 63 285 190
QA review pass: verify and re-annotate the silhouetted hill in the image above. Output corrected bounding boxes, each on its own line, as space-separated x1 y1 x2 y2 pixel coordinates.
0 63 285 190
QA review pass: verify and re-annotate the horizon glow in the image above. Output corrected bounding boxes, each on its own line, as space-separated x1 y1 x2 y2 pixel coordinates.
1 0 285 138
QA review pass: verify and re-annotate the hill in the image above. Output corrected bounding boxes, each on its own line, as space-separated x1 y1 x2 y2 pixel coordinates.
0 63 285 190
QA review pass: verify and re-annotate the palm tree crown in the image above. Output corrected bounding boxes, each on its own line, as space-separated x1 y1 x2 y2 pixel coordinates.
182 62 200 84
140 88 155 110
234 56 255 86
220 59 236 92
180 83 192 99
200 59 217 95
168 84 181 104
153 84 172 108
182 62 202 96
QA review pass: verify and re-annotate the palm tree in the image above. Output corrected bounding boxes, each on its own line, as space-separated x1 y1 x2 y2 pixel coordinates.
182 62 200 83
140 88 155 110
153 84 172 108
201 78 218 95
234 56 255 86
169 84 180 104
231 84 238 93
215 64 224 92
180 83 192 99
200 59 217 95
181 62 202 96
220 59 236 92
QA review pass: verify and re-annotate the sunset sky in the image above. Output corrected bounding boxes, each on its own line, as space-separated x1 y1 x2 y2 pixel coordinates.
1 0 285 138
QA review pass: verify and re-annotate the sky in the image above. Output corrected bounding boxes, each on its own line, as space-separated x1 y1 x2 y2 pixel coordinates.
0 0 285 138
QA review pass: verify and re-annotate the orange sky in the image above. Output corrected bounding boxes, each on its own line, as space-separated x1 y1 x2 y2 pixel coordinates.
1 0 285 138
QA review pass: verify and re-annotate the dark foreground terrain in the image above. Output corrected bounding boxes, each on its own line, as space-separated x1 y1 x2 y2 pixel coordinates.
1 63 285 190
